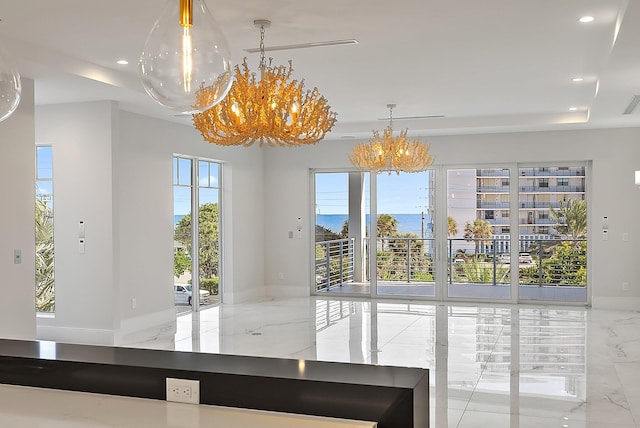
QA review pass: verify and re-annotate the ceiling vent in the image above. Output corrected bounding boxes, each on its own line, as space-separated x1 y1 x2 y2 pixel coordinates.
623 95 640 115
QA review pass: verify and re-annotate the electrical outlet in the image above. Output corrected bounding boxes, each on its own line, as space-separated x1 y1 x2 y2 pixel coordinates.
166 378 200 404
623 282 630 291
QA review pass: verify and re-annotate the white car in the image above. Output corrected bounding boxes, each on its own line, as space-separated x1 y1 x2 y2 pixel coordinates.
497 254 510 264
174 284 210 306
518 253 534 264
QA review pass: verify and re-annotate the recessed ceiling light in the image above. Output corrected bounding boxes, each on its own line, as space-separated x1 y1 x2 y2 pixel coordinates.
116 59 129 65
579 16 595 23
569 107 578 111
572 77 584 82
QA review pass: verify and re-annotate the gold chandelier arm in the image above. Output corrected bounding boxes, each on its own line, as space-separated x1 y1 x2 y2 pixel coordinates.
349 118 434 174
193 57 337 147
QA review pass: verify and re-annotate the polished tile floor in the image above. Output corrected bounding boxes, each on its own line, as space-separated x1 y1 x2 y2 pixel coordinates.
123 297 640 428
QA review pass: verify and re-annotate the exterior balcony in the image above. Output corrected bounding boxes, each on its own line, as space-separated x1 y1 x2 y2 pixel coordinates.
519 185 585 193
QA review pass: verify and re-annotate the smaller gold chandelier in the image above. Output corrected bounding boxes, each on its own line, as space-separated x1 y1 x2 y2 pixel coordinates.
349 104 433 174
193 19 337 147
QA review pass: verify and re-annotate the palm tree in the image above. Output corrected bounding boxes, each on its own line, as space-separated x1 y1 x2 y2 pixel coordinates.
463 218 493 255
550 199 587 238
447 216 458 237
339 219 349 238
377 214 399 251
35 198 55 312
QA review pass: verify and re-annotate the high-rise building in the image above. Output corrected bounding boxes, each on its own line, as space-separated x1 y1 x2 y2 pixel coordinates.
476 166 586 236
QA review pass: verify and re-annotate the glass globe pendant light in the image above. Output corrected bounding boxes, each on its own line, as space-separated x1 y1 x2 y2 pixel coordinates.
0 42 21 123
139 0 233 114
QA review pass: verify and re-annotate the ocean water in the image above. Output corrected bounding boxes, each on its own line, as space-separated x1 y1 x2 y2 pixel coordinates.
176 213 432 237
316 214 432 237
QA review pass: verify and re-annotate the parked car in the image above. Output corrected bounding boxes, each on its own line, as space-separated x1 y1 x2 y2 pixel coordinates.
174 284 210 306
518 252 534 264
497 254 510 264
453 258 465 264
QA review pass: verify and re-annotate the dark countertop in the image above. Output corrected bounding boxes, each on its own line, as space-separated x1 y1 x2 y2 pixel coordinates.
0 338 427 388
0 338 429 428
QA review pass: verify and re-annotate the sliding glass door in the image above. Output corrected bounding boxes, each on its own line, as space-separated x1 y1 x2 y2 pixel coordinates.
517 165 587 303
314 172 370 295
446 168 512 300
375 171 435 297
312 163 588 304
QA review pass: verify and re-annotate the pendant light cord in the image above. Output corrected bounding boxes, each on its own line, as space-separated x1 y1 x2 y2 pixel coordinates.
259 24 266 69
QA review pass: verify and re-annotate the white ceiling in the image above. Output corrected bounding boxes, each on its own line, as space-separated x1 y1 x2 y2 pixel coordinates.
1 0 639 140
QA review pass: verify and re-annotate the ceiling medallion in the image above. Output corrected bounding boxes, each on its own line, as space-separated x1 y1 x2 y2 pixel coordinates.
349 104 433 174
193 19 337 147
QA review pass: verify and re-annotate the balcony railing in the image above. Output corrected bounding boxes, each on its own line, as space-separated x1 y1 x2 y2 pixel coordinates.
519 168 585 177
518 201 561 209
519 185 585 193
315 237 586 291
477 186 509 193
375 237 435 283
447 237 586 287
477 201 510 209
315 238 355 292
520 218 555 225
485 218 510 225
477 169 509 177
518 238 586 287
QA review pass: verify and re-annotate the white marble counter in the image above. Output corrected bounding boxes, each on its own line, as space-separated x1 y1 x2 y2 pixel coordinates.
0 384 376 428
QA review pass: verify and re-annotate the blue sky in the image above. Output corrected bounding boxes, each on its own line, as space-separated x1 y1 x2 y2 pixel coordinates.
172 159 433 217
173 158 220 215
315 171 433 215
36 146 53 205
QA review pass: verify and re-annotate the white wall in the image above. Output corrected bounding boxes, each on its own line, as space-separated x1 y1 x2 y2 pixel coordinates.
0 78 36 340
263 128 640 310
35 102 118 344
34 104 265 345
115 112 265 319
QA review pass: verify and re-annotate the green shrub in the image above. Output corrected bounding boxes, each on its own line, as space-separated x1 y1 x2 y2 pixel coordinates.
200 277 219 295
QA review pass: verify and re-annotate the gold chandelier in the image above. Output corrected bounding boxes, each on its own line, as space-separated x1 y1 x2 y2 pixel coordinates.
349 104 433 174
192 19 337 147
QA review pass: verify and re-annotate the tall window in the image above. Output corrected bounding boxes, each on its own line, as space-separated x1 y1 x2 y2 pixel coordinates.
36 146 55 312
173 156 222 313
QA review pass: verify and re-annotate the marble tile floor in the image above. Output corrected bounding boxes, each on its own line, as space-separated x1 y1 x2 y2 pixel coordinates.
122 297 640 428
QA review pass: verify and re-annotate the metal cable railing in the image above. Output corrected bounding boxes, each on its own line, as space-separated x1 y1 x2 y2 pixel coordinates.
315 236 586 291
315 238 355 292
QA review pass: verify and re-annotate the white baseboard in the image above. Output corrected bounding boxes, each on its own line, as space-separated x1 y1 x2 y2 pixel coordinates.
224 287 266 304
591 296 640 311
36 308 177 346
265 284 310 299
37 324 115 346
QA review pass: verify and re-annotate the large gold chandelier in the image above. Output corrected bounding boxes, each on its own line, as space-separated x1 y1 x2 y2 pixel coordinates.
192 20 337 147
349 104 433 174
